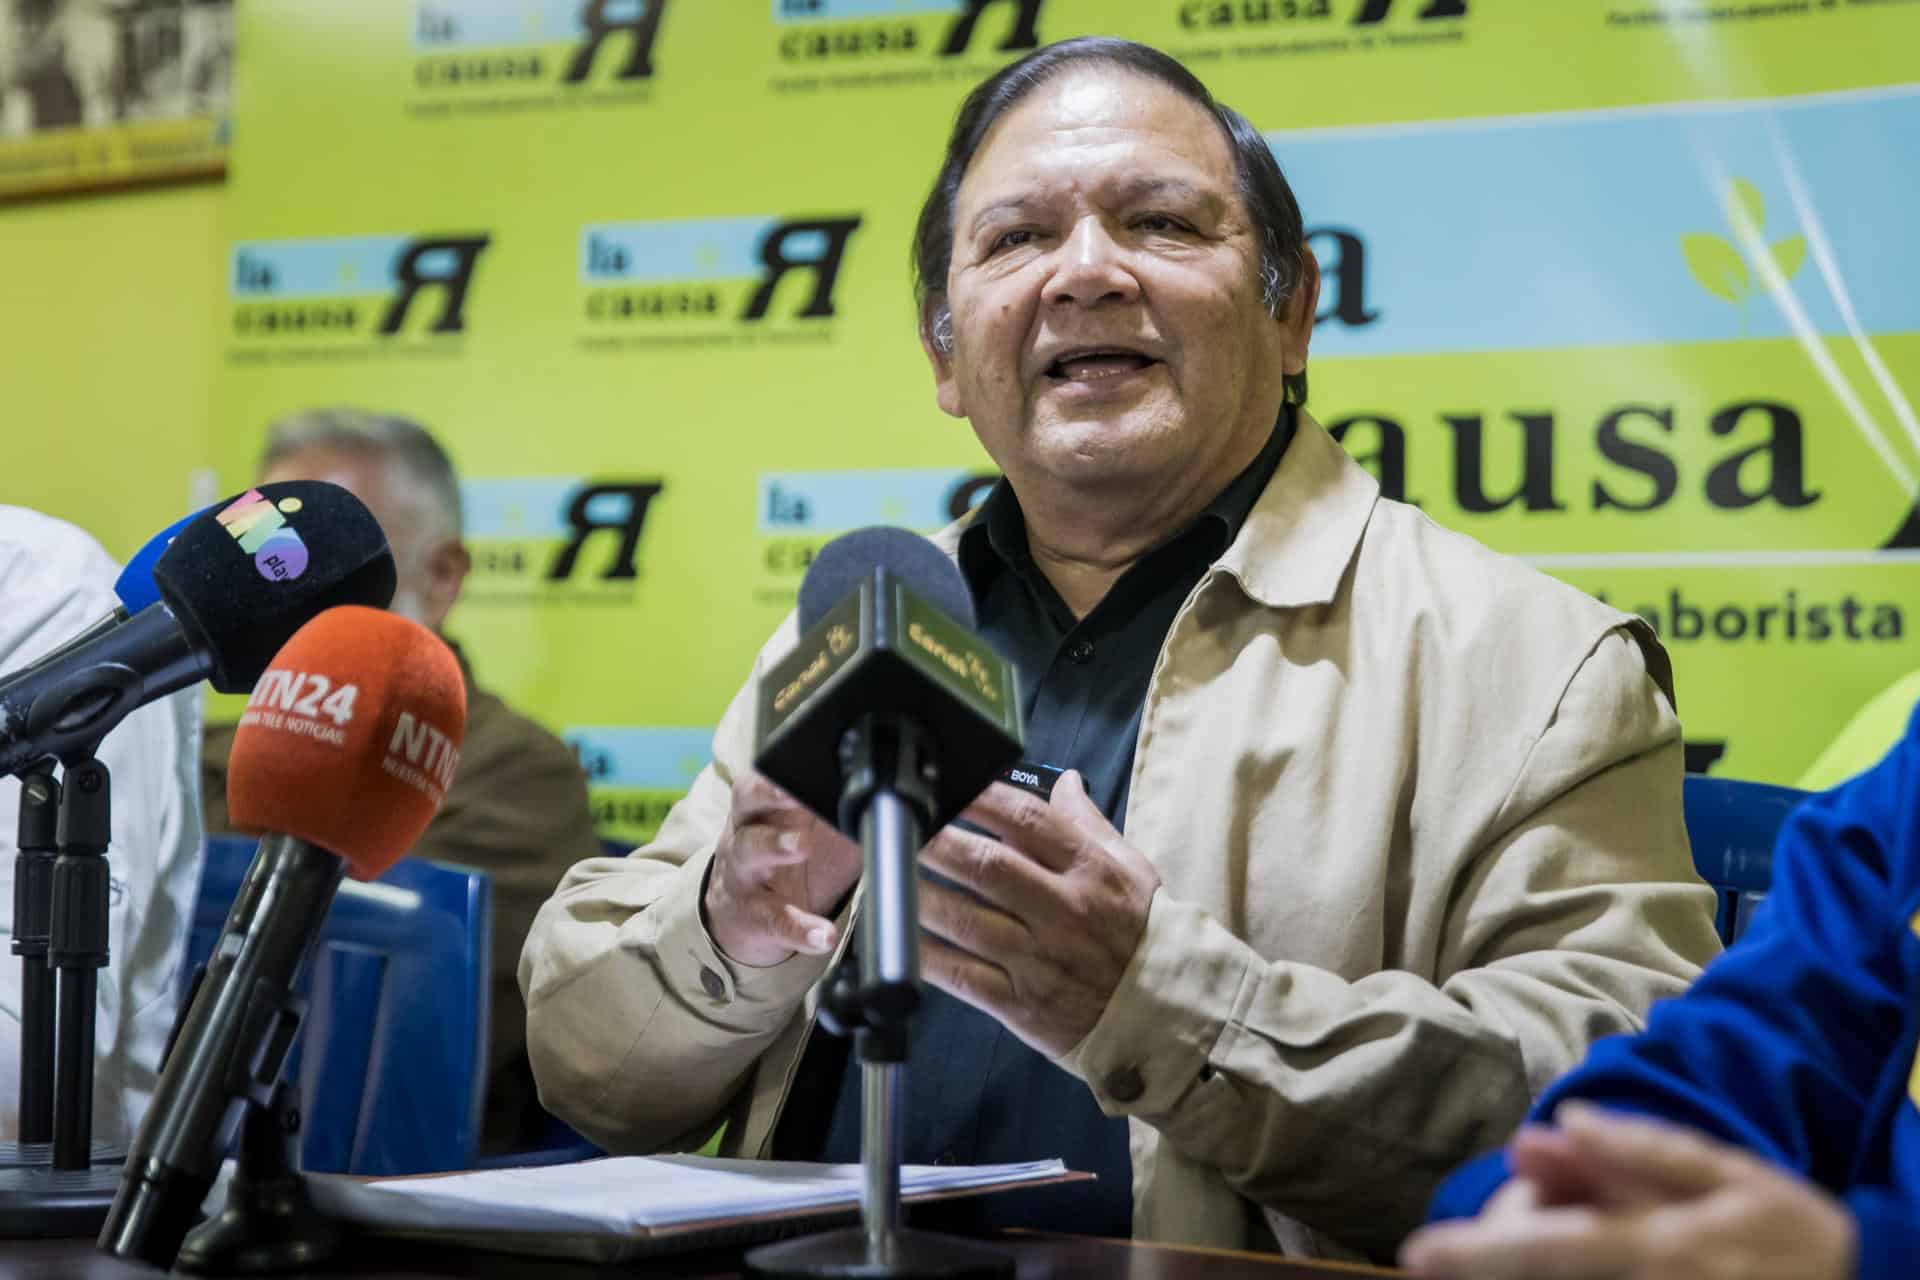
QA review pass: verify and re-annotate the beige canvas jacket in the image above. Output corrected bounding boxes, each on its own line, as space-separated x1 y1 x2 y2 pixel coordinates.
520 415 1722 1260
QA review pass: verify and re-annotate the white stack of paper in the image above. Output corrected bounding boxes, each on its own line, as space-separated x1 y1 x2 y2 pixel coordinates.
305 1155 1076 1260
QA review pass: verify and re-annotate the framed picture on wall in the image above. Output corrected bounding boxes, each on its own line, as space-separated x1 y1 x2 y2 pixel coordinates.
0 0 230 202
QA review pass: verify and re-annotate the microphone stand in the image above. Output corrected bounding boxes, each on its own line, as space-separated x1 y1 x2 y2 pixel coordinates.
10 765 59 1148
0 748 128 1234
747 716 1011 1279
51 754 114 1170
172 1080 341 1276
99 834 348 1272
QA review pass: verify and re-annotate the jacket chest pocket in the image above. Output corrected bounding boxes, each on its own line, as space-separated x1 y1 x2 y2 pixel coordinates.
1131 618 1416 973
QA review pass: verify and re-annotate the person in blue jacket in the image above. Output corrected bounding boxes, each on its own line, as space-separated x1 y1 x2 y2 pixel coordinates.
1401 705 1920 1280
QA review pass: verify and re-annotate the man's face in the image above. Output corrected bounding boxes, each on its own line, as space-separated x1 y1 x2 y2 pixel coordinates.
260 446 461 630
930 68 1312 501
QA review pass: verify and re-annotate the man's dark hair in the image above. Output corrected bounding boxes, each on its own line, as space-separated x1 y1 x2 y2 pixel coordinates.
912 38 1309 374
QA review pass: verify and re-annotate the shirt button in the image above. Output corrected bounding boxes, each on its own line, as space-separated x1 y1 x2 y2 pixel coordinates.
1066 639 1095 665
1104 1066 1145 1104
699 966 727 1001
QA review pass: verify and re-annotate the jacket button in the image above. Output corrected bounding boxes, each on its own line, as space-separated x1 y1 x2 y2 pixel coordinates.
1066 639 1095 665
699 966 727 1001
1104 1066 1145 1103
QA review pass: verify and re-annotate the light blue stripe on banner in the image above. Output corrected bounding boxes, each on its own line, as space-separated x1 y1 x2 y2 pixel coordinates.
579 218 789 284
1270 86 1920 356
411 0 648 50
563 727 713 790
758 468 986 534
462 477 598 540
229 236 411 299
771 0 958 23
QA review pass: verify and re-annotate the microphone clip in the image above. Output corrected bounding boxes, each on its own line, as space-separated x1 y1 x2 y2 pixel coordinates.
834 712 937 849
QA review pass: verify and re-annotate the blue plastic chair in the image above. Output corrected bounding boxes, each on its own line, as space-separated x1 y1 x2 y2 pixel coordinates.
181 836 491 1176
460 835 628 1171
1681 774 1809 945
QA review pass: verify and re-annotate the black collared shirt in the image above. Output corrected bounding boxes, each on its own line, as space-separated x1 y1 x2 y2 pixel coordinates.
771 410 1296 1237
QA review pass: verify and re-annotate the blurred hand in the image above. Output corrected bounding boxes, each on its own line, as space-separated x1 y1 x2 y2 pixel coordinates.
702 770 861 968
1400 1102 1857 1280
917 771 1160 1058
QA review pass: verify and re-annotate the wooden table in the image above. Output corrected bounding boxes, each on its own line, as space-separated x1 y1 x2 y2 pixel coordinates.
0 1232 1404 1278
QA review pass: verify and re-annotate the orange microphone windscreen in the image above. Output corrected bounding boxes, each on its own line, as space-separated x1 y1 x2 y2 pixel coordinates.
227 605 467 880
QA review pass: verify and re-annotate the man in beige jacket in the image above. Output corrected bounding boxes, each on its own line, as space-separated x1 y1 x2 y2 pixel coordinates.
520 38 1721 1262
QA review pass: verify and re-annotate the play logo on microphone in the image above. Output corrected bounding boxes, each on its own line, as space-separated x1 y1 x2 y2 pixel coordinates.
216 489 312 583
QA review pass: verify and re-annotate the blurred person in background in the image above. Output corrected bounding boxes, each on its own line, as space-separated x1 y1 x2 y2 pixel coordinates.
198 408 602 1155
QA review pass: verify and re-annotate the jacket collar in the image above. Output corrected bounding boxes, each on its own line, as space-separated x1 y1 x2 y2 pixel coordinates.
1214 410 1379 609
932 410 1378 612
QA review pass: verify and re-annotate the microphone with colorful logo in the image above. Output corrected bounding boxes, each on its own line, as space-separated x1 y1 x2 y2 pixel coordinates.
98 605 466 1270
0 480 396 777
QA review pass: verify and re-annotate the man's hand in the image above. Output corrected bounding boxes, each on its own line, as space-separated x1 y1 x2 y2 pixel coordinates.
1400 1102 1858 1280
702 771 862 968
916 770 1161 1058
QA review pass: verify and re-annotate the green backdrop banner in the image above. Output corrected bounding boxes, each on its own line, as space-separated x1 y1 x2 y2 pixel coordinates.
214 1 1920 842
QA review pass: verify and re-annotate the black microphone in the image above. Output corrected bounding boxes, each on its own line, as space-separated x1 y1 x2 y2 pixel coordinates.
753 527 1023 1020
741 531 1026 1280
0 482 395 777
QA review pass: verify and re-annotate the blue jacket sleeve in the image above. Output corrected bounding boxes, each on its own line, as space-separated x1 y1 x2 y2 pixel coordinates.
1429 715 1920 1221
1849 1187 1920 1280
1426 1149 1509 1221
